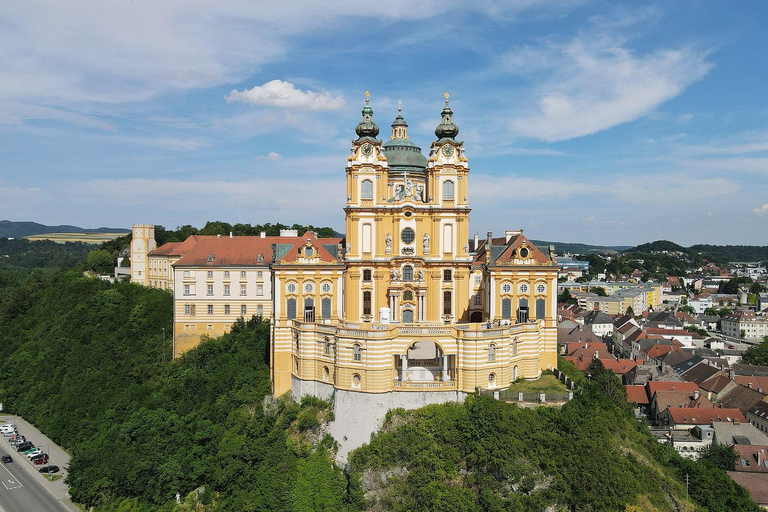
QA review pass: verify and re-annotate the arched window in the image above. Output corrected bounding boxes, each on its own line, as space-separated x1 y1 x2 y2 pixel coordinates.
324 337 331 356
402 265 413 282
287 298 296 319
488 344 496 362
322 298 331 319
513 365 519 381
443 180 454 200
536 299 546 320
353 343 361 361
443 269 452 282
517 298 529 323
363 269 372 281
361 179 373 199
501 298 512 320
443 291 452 315
363 291 372 315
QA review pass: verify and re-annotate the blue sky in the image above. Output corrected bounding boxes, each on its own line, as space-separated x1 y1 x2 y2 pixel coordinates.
1 1 767 246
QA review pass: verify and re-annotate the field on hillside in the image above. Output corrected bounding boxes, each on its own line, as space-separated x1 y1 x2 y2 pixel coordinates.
24 232 129 244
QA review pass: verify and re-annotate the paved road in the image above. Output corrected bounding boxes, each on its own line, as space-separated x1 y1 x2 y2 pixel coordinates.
0 444 69 512
0 416 79 512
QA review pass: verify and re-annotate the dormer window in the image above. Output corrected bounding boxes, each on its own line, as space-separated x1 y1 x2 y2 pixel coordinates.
304 246 314 258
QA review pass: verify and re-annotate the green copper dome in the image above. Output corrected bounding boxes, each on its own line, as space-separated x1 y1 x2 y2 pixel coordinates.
382 107 426 174
434 93 459 141
355 97 380 141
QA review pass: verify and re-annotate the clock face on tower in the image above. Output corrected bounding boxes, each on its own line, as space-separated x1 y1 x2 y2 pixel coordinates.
442 144 454 157
361 143 373 156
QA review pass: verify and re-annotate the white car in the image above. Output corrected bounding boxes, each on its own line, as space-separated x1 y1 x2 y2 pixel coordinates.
0 424 17 432
25 449 43 458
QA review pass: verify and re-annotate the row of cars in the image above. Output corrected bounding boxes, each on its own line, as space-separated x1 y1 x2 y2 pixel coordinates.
1 422 60 474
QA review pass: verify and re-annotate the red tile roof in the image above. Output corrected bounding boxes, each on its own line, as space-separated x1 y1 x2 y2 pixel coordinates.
626 385 650 405
735 376 768 393
148 242 182 256
666 407 745 425
647 381 698 400
601 358 637 375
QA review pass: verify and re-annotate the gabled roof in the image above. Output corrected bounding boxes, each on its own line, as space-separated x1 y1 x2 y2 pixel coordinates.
672 355 705 375
654 389 711 412
626 385 650 405
719 386 768 414
601 358 637 375
735 376 768 393
647 381 698 401
148 241 182 257
681 364 722 386
666 408 745 426
584 310 614 325
277 231 341 264
732 445 768 473
700 374 733 394
475 233 552 265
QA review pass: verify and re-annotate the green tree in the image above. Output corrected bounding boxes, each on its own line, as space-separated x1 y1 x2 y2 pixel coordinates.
699 443 738 471
750 281 762 294
86 249 114 271
558 288 577 305
741 341 768 365
589 286 607 296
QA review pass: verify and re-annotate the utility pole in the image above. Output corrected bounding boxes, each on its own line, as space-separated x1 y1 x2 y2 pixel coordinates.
685 473 689 499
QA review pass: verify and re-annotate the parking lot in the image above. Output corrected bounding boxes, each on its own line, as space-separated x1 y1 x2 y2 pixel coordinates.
0 415 77 511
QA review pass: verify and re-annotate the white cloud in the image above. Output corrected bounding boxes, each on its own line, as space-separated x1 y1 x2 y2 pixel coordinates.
138 137 213 151
256 152 282 161
753 204 768 216
506 36 712 141
226 80 346 111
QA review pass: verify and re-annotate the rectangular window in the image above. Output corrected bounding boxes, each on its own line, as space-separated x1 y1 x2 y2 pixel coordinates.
207 284 213 296
224 271 230 278
475 275 482 285
184 284 190 296
240 271 246 278
208 304 213 315
240 284 247 296
443 291 452 315
474 294 482 305
224 284 230 296
184 304 191 315
257 284 263 296
257 271 263 279
363 291 372 315
207 271 213 278
207 324 214 330
183 271 190 278
362 223 372 253
363 269 372 282
224 305 230 315
241 305 247 315
257 305 263 315
444 269 452 282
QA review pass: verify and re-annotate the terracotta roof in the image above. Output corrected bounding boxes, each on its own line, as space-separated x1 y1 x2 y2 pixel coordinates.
148 241 182 257
727 471 768 504
666 407 745 425
626 385 650 405
655 389 712 412
277 231 341 264
682 364 723 386
647 381 698 401
735 376 768 393
646 327 690 337
643 344 675 360
476 233 552 265
732 445 768 473
601 358 637 375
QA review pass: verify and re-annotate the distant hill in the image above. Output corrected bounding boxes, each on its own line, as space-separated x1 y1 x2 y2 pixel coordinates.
0 220 129 239
530 240 631 255
625 239 768 262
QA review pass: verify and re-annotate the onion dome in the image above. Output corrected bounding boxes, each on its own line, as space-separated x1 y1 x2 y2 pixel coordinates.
381 101 427 174
434 92 459 141
355 91 380 141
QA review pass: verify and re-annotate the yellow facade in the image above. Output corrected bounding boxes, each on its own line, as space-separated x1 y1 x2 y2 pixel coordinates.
271 96 559 398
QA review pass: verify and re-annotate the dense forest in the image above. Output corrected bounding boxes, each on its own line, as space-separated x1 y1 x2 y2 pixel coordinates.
0 260 760 510
0 238 94 269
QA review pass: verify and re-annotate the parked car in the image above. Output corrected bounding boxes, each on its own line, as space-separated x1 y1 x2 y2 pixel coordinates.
32 455 49 465
1 455 11 463
9 436 27 446
2 429 19 437
23 447 39 455
30 452 47 461
39 465 59 474
0 424 17 431
26 449 43 458
16 442 33 452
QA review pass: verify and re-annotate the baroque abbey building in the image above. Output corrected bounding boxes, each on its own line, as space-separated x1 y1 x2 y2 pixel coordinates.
132 94 558 402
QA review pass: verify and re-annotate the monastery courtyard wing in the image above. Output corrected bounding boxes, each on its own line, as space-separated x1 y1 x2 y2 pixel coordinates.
132 93 558 401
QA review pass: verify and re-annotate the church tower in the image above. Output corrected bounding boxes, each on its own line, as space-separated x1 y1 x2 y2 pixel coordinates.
130 224 156 286
343 93 472 325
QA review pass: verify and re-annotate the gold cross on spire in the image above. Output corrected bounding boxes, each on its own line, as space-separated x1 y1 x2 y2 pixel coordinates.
365 90 370 104
398 100 402 114
444 91 450 105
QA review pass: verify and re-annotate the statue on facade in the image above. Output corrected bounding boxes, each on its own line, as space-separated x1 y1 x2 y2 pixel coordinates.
423 233 430 252
418 269 424 281
416 184 424 201
385 233 392 253
464 243 469 254
404 177 414 198
391 267 399 281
